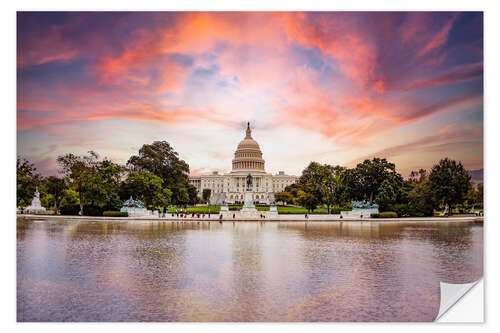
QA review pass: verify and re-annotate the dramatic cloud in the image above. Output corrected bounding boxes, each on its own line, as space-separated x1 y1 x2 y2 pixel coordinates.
17 12 483 177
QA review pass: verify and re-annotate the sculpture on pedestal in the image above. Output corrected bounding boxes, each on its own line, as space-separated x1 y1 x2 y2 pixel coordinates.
246 173 253 191
25 187 47 214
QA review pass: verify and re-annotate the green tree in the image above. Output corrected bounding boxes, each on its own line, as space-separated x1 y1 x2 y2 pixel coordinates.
284 183 299 197
321 165 346 213
17 157 40 208
202 189 212 203
408 178 435 207
127 141 192 205
375 179 396 211
353 158 400 204
59 189 80 215
275 191 294 205
122 170 168 210
172 185 189 207
339 168 364 202
44 176 67 214
475 183 483 206
57 152 123 215
187 184 199 205
57 151 97 214
156 188 173 210
297 162 325 211
429 158 471 216
296 189 319 212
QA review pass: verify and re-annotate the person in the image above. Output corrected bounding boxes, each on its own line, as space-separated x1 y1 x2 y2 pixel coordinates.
233 213 235 218
305 213 308 219
219 214 223 223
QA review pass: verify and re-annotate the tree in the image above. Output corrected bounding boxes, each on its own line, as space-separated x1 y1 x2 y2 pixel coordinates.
202 189 212 203
353 158 400 204
122 170 169 210
409 169 428 183
408 178 435 207
57 151 123 215
321 165 346 213
475 183 483 206
45 176 67 214
127 141 192 205
375 179 396 211
57 151 97 215
339 167 364 202
59 189 80 215
156 188 173 210
275 191 294 205
172 185 189 207
284 183 299 197
296 189 319 212
187 184 199 205
297 162 325 211
17 157 40 208
428 158 471 216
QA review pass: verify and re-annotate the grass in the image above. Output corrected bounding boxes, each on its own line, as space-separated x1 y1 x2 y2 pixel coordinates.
277 206 329 214
167 206 221 214
167 205 334 214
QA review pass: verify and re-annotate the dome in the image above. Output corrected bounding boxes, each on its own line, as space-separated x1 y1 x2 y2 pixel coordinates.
232 123 265 172
237 137 261 150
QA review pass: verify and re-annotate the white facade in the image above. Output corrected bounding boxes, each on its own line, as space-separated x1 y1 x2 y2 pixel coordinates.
189 123 297 205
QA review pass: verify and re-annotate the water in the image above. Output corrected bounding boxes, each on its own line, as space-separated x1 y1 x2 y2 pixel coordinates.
17 218 483 322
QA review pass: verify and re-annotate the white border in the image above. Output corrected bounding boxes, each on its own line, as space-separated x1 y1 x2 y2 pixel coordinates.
3 0 498 331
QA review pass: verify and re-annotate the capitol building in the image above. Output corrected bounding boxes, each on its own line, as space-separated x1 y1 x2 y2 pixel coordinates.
189 123 298 205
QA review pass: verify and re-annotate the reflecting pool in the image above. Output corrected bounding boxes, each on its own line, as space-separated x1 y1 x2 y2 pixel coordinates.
17 219 483 322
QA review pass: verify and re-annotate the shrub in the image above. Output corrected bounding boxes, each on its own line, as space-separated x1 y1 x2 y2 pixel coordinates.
371 211 398 218
408 203 434 217
83 205 104 216
59 204 80 215
59 189 80 215
103 211 128 217
332 206 351 214
391 203 409 217
390 203 434 217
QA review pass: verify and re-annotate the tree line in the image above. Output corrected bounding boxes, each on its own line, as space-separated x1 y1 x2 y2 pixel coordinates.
17 141 483 217
17 141 199 215
274 157 483 216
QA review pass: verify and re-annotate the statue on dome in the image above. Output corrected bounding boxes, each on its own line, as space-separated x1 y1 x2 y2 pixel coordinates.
245 121 252 138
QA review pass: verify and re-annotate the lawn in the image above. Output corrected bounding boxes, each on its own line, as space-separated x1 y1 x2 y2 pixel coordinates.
167 205 333 214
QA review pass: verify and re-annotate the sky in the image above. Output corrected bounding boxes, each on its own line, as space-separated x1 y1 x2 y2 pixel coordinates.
17 12 483 178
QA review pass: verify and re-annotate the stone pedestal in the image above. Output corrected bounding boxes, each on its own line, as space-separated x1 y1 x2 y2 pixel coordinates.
25 189 46 214
241 191 257 212
269 205 278 218
220 204 231 218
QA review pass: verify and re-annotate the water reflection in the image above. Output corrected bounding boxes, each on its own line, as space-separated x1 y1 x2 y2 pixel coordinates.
17 219 482 322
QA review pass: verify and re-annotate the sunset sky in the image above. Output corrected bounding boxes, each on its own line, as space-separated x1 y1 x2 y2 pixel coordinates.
17 12 483 177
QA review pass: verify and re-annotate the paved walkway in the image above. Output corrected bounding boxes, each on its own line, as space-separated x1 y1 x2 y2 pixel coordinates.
17 214 484 223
